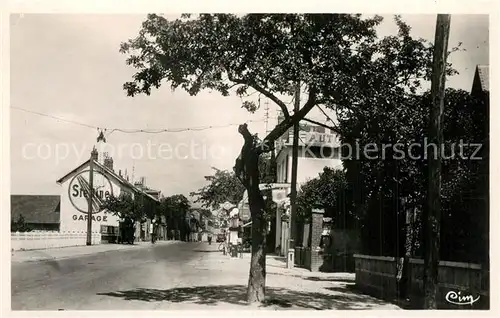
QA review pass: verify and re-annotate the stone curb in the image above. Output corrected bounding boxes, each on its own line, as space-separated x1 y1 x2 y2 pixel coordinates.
11 240 179 264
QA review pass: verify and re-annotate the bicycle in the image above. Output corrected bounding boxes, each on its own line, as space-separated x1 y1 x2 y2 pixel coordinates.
218 242 226 253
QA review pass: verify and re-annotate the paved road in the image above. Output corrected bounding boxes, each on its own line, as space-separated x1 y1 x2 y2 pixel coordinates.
12 241 208 310
12 241 400 310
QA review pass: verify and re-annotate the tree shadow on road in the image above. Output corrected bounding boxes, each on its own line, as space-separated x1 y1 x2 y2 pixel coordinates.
324 283 359 293
325 284 404 308
97 284 395 309
303 276 355 283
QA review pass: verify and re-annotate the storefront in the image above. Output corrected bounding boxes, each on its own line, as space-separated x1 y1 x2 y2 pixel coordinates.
238 183 291 255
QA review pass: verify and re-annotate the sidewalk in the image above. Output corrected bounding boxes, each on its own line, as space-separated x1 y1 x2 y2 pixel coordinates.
204 248 356 280
262 254 356 281
11 240 176 263
183 244 401 310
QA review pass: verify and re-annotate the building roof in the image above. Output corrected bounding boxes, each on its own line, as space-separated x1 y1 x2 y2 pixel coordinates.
11 195 60 224
56 159 160 203
477 65 489 91
472 65 489 93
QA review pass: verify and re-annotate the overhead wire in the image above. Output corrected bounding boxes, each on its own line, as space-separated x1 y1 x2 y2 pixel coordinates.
11 106 96 129
11 106 268 136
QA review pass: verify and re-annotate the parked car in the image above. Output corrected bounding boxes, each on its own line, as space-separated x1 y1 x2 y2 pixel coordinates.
216 234 225 243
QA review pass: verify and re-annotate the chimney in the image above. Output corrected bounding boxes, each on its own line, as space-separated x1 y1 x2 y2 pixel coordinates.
104 157 114 171
119 169 122 177
91 148 98 162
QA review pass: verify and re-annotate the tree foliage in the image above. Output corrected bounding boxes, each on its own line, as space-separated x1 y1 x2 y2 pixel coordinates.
159 194 191 240
259 152 277 184
101 192 146 223
336 84 488 262
120 13 460 303
190 167 246 210
438 89 488 263
192 208 213 230
11 214 31 232
296 167 357 228
189 155 276 211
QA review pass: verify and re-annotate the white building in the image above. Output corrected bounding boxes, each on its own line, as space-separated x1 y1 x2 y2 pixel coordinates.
238 112 343 255
275 113 342 184
10 148 162 251
56 149 160 241
271 112 342 255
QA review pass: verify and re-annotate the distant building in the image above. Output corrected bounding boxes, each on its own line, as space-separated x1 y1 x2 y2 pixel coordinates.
187 208 213 241
134 178 162 200
10 195 60 231
471 65 489 97
11 149 161 245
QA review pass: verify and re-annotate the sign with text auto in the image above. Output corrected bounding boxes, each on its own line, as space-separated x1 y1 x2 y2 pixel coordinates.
277 125 339 149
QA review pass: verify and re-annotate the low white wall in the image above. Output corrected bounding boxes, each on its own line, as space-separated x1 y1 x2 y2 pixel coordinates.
11 231 101 251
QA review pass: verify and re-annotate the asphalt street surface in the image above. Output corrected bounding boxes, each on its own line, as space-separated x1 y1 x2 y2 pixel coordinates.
11 241 211 310
12 241 399 310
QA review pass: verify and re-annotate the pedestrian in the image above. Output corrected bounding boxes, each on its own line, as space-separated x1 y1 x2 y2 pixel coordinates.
150 220 155 244
208 234 212 245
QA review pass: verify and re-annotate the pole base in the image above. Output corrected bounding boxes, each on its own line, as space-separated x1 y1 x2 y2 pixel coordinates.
286 249 295 269
286 238 295 268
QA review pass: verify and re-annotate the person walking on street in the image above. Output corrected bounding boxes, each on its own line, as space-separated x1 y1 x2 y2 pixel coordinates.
150 220 156 244
208 234 212 245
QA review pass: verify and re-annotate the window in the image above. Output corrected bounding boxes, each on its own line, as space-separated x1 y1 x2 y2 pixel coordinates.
333 147 340 159
282 160 286 183
284 155 289 183
312 126 326 133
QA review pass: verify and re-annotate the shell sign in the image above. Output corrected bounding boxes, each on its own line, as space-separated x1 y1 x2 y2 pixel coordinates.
68 169 114 222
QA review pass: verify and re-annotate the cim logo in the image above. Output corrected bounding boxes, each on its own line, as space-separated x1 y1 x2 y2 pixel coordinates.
445 291 480 306
68 169 114 215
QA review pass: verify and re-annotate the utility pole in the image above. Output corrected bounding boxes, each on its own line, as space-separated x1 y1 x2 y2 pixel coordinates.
264 99 270 135
422 14 451 309
132 163 135 184
287 81 300 269
86 148 95 245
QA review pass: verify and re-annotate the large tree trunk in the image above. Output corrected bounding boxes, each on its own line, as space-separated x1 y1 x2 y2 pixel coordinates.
235 124 268 303
247 189 267 302
231 88 317 303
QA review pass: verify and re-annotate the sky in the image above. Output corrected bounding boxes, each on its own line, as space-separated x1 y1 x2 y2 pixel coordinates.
9 14 489 199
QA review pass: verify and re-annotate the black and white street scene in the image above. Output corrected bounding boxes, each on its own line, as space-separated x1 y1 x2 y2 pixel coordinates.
9 13 489 311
